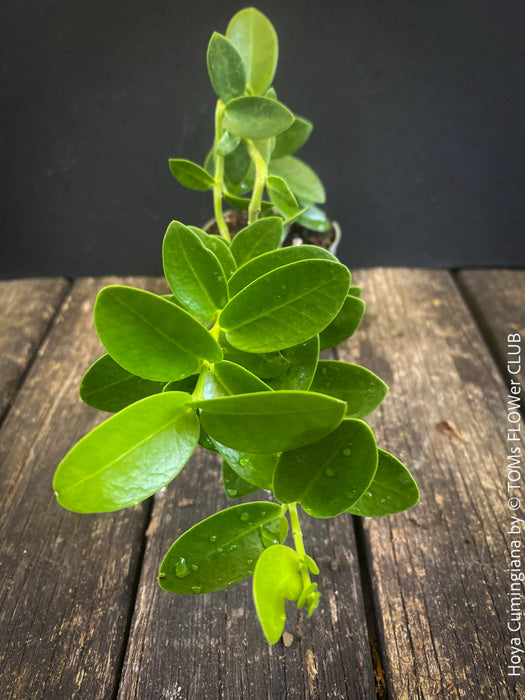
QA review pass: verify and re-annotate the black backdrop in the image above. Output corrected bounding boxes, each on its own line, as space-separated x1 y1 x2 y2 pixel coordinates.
2 0 524 277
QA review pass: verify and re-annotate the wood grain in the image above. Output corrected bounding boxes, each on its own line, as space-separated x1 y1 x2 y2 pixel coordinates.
457 269 525 392
118 396 376 696
0 278 69 422
0 277 166 700
337 268 524 699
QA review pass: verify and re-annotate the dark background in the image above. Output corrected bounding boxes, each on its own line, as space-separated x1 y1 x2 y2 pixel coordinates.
2 0 524 278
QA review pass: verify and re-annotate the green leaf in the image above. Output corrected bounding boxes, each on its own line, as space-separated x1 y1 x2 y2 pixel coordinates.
266 174 299 215
272 116 313 159
349 449 420 517
194 390 346 453
163 221 228 323
222 459 259 498
169 159 215 191
224 97 294 140
212 441 277 489
265 86 277 100
217 131 241 157
224 141 251 185
349 285 362 298
273 419 378 517
159 502 288 593
253 545 303 644
188 227 237 279
94 286 222 382
219 332 290 380
207 32 246 102
310 360 388 418
297 205 331 233
266 336 319 391
79 354 165 413
228 244 337 297
319 294 365 350
223 192 273 212
54 392 199 512
229 217 283 266
253 137 276 165
163 374 199 394
226 7 278 95
202 360 271 399
270 156 325 204
219 259 350 353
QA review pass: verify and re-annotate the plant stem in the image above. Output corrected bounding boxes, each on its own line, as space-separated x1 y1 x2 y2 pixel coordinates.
245 139 268 224
213 101 230 242
288 503 311 591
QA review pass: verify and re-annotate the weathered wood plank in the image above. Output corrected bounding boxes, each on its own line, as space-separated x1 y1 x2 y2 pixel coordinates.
118 400 376 693
456 269 525 391
0 277 166 700
0 278 69 422
337 268 523 698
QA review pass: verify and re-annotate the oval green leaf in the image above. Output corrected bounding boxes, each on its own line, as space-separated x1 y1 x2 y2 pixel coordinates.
272 116 313 159
222 459 259 498
94 286 222 381
319 294 365 350
310 360 388 418
273 419 378 518
159 502 288 593
270 156 325 204
229 217 283 266
297 205 331 233
80 354 165 412
226 7 278 95
219 332 290 380
219 259 350 353
228 244 337 297
188 226 237 280
266 336 319 391
168 158 215 191
349 449 420 517
194 390 346 453
207 32 246 103
223 192 273 212
54 392 199 512
217 131 241 157
266 174 298 215
224 97 294 140
212 440 277 489
163 221 228 323
253 545 303 644
202 360 271 399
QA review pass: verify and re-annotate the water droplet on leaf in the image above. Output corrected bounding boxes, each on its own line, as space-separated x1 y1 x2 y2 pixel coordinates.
175 557 190 578
191 585 202 594
240 512 250 522
343 448 351 456
239 456 249 467
209 535 217 543
325 466 336 477
191 564 199 571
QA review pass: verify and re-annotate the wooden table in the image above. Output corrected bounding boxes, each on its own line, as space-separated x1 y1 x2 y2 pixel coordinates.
1 270 524 699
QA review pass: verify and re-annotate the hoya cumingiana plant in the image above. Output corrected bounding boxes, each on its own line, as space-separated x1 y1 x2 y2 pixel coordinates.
53 7 419 645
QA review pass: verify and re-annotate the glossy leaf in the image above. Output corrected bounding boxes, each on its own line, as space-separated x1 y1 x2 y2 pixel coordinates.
54 392 199 512
229 217 283 266
266 174 298 215
273 419 378 517
270 156 325 204
159 502 288 593
349 449 420 517
212 441 277 489
349 285 362 298
310 360 388 418
224 141 251 185
228 244 337 297
207 32 246 102
188 227 237 279
272 116 313 159
226 7 278 95
194 390 346 453
253 545 303 644
267 336 319 391
224 192 273 212
222 459 259 498
254 137 276 165
219 259 350 353
217 131 241 157
219 332 290 380
202 360 271 399
319 294 365 350
163 221 228 323
224 97 294 140
94 286 222 381
169 158 215 191
265 86 277 100
297 205 331 233
80 354 164 412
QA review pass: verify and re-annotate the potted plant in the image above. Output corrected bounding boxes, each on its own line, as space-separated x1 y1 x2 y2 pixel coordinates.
53 7 419 645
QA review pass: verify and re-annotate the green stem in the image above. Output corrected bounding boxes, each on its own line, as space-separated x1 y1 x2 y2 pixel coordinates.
213 101 230 242
288 503 311 591
192 362 209 401
245 139 268 224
